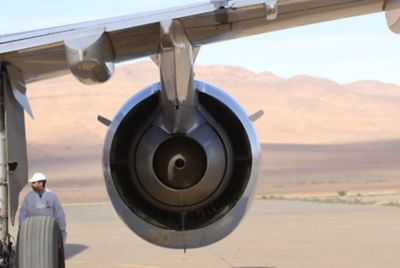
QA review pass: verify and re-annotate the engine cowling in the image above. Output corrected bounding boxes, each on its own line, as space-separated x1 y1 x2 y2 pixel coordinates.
102 80 260 248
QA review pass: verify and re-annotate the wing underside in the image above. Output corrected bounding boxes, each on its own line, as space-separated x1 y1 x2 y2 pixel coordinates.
0 0 393 83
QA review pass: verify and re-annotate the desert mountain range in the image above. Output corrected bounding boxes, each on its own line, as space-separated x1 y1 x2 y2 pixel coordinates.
26 60 400 146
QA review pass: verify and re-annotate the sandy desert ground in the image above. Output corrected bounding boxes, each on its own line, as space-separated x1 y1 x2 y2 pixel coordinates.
12 62 400 267
9 200 400 268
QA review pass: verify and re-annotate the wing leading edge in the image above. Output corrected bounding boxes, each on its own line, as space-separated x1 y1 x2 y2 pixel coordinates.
0 0 396 84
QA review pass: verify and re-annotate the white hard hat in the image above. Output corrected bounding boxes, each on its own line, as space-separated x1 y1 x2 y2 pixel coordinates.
28 172 47 183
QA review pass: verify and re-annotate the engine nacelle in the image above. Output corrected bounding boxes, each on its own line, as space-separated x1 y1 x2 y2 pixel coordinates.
102 80 260 248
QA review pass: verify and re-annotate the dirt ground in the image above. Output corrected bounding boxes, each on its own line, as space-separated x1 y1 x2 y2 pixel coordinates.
10 200 400 268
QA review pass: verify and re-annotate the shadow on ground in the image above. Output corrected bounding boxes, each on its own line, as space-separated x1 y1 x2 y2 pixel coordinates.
65 244 89 259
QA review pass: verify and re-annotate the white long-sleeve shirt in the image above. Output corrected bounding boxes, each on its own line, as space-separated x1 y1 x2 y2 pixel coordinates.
19 189 67 241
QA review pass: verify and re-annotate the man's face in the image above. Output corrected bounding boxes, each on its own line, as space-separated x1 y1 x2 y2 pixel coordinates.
31 181 44 191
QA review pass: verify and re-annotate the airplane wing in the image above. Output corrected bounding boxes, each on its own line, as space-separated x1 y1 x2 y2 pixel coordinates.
0 0 397 84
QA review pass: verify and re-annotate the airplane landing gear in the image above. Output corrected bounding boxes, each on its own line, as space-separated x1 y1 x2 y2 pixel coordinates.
0 64 59 267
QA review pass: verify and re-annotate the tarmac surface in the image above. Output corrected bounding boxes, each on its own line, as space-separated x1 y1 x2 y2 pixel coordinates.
10 199 399 268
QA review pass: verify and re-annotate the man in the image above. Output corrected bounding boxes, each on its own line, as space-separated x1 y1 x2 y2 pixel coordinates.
18 172 67 242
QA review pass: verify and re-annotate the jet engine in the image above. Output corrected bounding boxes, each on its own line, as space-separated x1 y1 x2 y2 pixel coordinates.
102 80 260 249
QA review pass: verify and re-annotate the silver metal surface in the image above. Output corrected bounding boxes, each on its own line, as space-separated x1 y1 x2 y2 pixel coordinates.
134 119 232 211
264 0 278 20
211 0 234 9
64 32 115 84
249 109 264 122
387 9 400 32
6 64 33 119
0 0 393 84
0 64 16 264
97 115 112 127
385 0 400 33
103 81 260 248
158 19 198 133
0 65 9 248
4 65 29 225
0 1 216 52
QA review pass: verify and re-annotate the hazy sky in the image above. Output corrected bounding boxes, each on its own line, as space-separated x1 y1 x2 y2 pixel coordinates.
1 0 399 84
